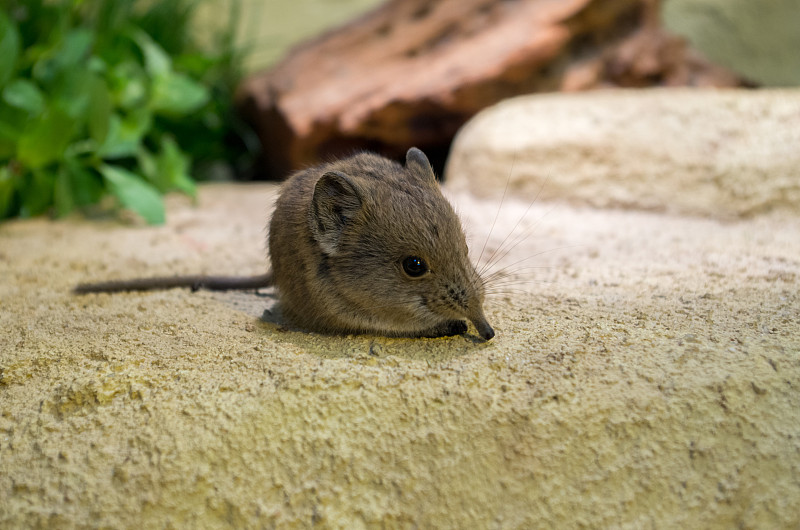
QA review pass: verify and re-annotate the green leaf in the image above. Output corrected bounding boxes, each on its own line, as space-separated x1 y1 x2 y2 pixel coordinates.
0 138 13 160
0 165 15 218
108 60 148 109
59 29 94 68
154 136 196 197
33 28 94 84
174 52 217 77
3 79 45 115
0 101 26 158
88 55 107 75
100 164 165 224
0 10 20 88
54 165 75 218
98 109 152 159
133 30 171 78
50 69 93 119
64 157 103 207
19 169 56 218
97 115 132 158
136 145 158 182
87 75 112 144
17 107 76 170
150 71 209 116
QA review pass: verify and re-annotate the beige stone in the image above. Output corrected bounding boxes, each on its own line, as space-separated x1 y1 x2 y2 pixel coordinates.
1 171 799 525
445 88 800 218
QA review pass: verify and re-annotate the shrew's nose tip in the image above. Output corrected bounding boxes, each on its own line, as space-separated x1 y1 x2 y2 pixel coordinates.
472 316 495 341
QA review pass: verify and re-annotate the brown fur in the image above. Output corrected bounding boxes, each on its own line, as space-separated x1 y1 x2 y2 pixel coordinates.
269 148 493 339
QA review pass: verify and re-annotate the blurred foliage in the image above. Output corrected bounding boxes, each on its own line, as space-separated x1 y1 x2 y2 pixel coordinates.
0 0 257 224
663 0 800 87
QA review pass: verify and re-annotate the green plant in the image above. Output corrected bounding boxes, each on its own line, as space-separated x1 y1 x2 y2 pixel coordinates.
0 0 254 224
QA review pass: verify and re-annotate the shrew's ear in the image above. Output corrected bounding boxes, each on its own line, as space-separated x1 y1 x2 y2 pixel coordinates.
310 171 363 255
405 147 436 185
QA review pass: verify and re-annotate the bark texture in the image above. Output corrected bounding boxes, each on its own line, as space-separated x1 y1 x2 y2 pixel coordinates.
237 0 744 178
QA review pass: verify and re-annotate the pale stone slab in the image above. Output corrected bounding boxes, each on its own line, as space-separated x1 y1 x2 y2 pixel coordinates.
445 88 800 218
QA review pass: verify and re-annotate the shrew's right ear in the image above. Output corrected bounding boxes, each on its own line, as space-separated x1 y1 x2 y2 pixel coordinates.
310 171 363 255
405 147 437 186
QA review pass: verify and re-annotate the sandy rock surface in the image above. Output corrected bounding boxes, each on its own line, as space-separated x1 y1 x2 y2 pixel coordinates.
2 92 800 527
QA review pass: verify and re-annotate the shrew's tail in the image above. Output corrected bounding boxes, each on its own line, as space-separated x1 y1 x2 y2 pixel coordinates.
73 273 273 294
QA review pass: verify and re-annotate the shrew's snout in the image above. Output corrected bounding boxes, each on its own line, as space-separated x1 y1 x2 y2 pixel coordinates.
469 308 494 341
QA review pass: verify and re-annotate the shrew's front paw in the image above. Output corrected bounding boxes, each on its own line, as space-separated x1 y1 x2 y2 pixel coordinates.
419 320 468 338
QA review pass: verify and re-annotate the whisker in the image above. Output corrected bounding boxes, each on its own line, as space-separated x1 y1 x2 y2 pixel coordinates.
475 156 516 271
480 202 557 278
485 277 557 287
484 289 544 298
481 265 554 283
485 280 557 291
485 280 556 293
480 244 580 284
478 173 551 277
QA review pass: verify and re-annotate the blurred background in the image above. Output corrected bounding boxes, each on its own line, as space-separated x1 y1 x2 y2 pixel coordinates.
0 0 797 224
199 0 800 85
196 0 383 73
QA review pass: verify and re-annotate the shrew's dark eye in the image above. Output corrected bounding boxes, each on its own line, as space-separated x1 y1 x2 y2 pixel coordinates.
402 256 428 278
